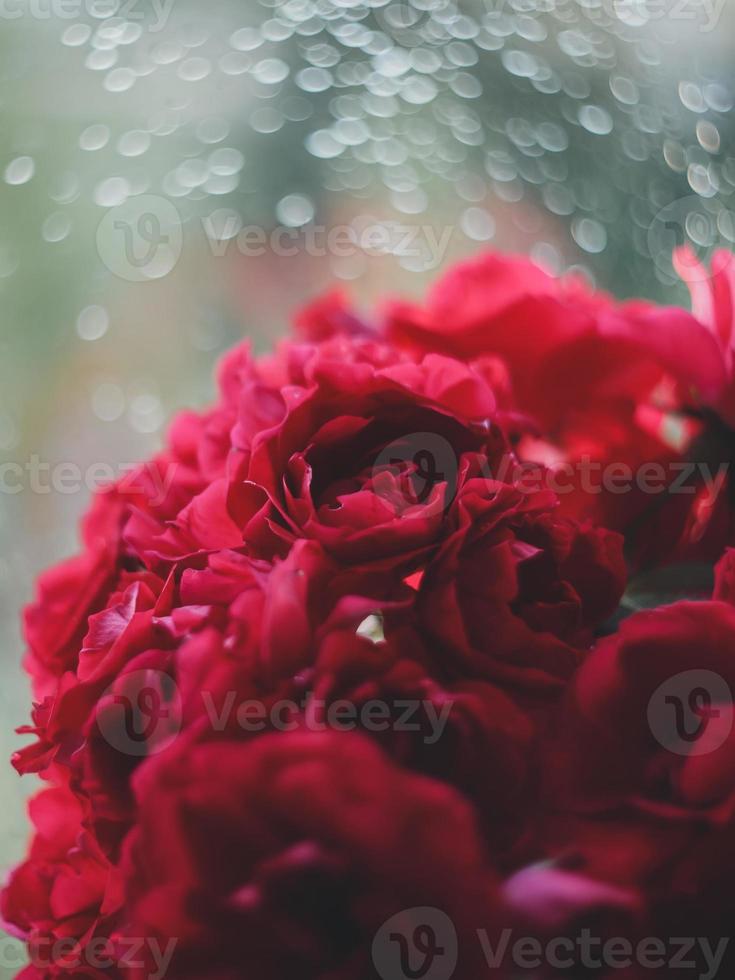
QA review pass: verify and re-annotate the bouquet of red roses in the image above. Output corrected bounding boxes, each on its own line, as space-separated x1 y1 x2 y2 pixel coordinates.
4 248 735 979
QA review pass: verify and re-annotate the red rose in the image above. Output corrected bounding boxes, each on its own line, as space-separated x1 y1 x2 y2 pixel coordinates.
385 252 724 415
384 252 729 562
166 543 536 857
122 731 501 979
1 786 122 971
232 336 505 569
416 463 626 692
293 289 373 343
120 335 511 575
12 249 735 980
550 600 735 817
534 600 735 955
674 247 735 425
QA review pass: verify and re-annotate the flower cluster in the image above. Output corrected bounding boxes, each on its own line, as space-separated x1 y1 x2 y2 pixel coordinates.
4 249 735 979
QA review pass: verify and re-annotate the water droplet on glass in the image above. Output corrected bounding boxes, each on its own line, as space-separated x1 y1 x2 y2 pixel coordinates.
118 22 143 45
572 216 607 253
296 66 332 92
686 209 718 247
128 394 164 433
402 76 437 105
251 108 285 134
77 305 109 341
49 172 80 204
104 67 136 93
204 208 243 242
253 58 289 85
4 156 34 186
502 50 538 79
204 173 240 196
230 27 264 52
177 158 209 189
282 96 313 122
578 105 613 136
42 212 72 243
89 0 119 18
93 176 130 207
85 48 118 71
92 382 125 422
704 83 733 113
80 124 111 151
219 51 250 76
178 57 211 82
208 147 245 176
461 207 496 241
117 130 151 157
610 75 639 106
718 210 735 243
276 194 314 227
62 23 92 46
152 41 184 65
196 117 230 144
687 163 717 198
696 120 721 154
679 82 706 114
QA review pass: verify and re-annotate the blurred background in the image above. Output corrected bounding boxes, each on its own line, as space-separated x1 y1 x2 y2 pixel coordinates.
0 0 734 966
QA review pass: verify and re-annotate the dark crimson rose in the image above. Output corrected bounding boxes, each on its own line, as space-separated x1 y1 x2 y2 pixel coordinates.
383 252 730 563
1 786 122 971
300 624 535 853
122 731 501 980
384 252 724 415
232 336 506 569
416 463 626 692
550 601 735 816
533 601 735 965
121 335 510 575
169 545 536 857
12 250 735 980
